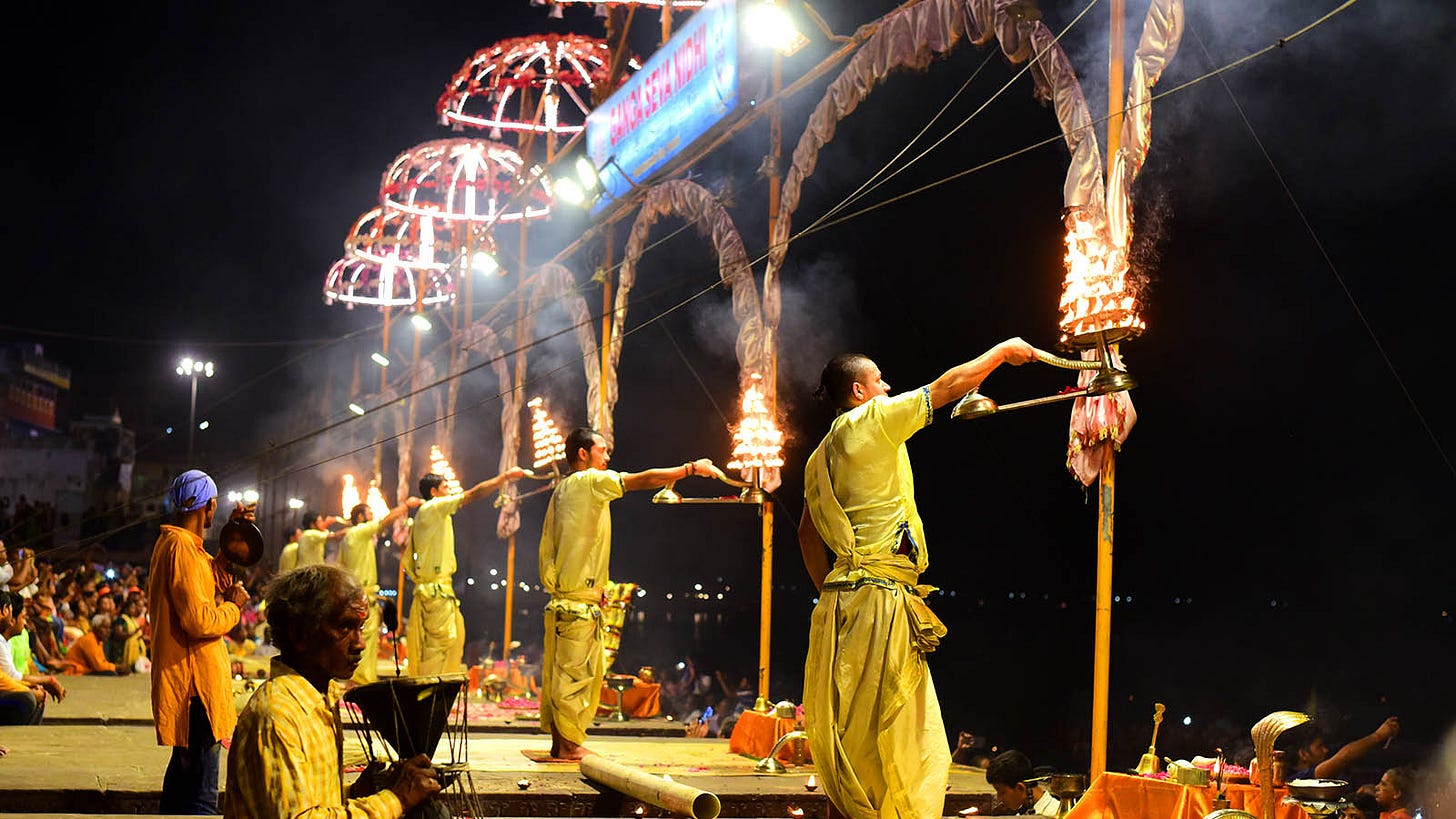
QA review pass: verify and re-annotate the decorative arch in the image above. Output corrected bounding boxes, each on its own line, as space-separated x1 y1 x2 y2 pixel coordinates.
763 0 1105 336
604 179 764 445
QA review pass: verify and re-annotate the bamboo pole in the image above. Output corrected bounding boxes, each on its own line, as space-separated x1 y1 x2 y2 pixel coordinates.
580 756 721 819
1090 0 1126 781
757 496 774 708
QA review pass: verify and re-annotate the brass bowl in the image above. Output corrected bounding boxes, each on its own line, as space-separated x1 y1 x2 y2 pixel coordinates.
1286 780 1349 801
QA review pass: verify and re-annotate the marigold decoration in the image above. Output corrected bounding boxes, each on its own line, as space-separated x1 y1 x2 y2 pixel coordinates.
726 374 784 474
437 34 639 137
527 396 566 471
1057 206 1146 346
428 445 464 495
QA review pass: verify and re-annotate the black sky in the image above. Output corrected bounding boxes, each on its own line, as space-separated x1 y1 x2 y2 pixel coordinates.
4 0 1455 754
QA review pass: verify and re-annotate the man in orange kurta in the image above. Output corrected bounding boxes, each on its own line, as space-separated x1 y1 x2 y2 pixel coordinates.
61 614 122 675
148 469 250 815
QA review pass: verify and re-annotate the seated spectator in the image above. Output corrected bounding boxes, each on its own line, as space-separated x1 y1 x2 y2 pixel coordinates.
1343 790 1381 819
113 595 148 668
985 750 1059 816
1281 718 1400 781
223 564 439 817
0 591 65 723
64 614 126 675
1373 766 1416 819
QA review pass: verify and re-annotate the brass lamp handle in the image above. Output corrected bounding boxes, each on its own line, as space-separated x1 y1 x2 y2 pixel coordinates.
1033 347 1105 370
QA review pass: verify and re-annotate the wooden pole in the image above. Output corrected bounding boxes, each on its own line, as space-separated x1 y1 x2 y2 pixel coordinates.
1091 0 1126 781
504 112 535 666
757 496 774 708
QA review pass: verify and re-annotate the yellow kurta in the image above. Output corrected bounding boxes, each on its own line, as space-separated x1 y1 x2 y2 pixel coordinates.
225 658 403 819
339 520 383 684
803 388 950 819
278 541 299 573
537 468 624 744
404 494 467 675
296 529 329 568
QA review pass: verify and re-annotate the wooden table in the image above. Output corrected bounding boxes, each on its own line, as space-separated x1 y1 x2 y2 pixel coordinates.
727 709 810 763
1064 773 1304 819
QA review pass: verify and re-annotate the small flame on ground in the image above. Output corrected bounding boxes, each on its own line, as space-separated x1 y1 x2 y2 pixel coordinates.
805 774 818 792
1058 208 1146 345
788 808 805 818
727 373 784 471
429 445 463 494
528 396 566 470
958 807 980 816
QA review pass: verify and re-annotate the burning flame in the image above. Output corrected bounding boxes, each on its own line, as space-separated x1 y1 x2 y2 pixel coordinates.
365 481 391 522
1058 208 1146 345
341 474 362 518
528 396 566 470
429 444 464 495
727 374 784 472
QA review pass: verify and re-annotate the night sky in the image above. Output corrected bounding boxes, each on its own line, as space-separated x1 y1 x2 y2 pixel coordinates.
4 0 1453 764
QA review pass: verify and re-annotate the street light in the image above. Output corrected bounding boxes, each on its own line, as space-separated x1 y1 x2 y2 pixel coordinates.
175 357 214 463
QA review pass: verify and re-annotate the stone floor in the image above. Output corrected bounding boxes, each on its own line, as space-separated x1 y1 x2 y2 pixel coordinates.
0 673 994 817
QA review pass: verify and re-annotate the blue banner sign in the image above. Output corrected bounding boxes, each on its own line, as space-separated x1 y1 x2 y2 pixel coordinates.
586 0 738 214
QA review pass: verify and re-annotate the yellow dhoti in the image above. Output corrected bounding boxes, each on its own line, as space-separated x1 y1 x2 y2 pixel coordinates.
539 601 604 745
804 580 950 819
407 582 464 675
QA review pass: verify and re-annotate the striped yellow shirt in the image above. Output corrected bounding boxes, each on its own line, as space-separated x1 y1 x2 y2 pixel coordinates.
224 658 403 818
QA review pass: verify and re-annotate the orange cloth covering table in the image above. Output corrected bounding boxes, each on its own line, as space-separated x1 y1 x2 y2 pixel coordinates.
728 709 812 763
1065 773 1302 819
596 677 661 718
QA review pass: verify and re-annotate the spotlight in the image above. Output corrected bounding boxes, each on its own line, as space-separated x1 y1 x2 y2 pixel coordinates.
410 312 432 332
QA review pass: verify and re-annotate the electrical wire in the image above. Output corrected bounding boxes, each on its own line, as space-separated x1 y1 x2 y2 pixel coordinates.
9 0 1373 554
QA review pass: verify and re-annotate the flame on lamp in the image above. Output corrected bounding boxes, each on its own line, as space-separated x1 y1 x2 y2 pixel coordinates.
1057 207 1146 346
429 445 464 495
365 481 391 522
726 373 784 472
528 396 566 470
341 474 362 518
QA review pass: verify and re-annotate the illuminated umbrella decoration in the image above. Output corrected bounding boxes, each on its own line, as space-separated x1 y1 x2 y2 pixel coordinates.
529 1 706 21
437 34 639 138
381 138 554 226
323 207 459 309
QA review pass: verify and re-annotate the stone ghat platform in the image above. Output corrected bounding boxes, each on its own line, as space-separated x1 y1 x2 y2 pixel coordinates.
0 675 995 817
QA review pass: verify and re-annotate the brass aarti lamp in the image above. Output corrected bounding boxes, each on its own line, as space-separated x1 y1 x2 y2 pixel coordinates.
951 332 1137 421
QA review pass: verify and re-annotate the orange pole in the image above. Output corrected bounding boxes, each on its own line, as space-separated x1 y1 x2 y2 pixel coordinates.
1091 0 1126 781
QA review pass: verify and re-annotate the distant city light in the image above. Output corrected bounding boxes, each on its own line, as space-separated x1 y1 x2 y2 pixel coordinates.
1183 716 1192 726
165 426 173 434
198 420 210 430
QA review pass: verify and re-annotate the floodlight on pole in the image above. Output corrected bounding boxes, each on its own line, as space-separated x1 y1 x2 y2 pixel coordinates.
409 312 432 332
574 156 600 191
175 356 214 464
552 177 588 206
470 250 502 276
371 352 391 367
348 403 367 416
745 1 808 56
